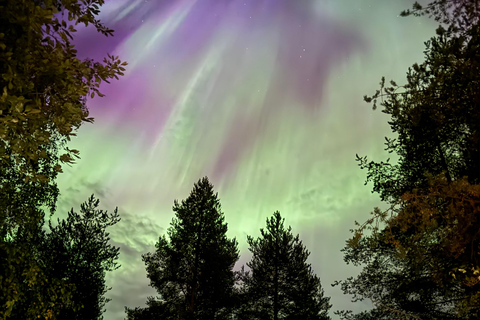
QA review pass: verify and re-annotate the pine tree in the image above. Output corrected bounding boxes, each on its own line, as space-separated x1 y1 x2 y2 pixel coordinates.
2 195 121 320
129 177 239 320
41 195 121 320
239 211 331 320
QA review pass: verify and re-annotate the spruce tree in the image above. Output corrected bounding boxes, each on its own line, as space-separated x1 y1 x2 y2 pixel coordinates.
239 211 331 320
41 195 121 320
2 195 121 320
130 177 239 320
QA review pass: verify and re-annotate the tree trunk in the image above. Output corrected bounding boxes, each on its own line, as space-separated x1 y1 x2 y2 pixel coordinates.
189 210 204 320
435 135 452 183
274 264 278 320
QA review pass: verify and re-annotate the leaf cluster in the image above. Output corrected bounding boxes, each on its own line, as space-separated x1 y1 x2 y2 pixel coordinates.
400 0 480 37
0 0 127 178
360 4 480 203
338 177 480 319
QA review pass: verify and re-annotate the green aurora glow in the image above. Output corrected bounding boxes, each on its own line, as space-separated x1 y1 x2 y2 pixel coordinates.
53 1 437 318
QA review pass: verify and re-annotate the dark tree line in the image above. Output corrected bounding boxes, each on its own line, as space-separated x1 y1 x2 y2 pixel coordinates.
126 177 331 320
7 0 480 319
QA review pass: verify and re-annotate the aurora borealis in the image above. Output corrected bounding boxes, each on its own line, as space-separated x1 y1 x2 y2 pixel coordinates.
54 1 437 318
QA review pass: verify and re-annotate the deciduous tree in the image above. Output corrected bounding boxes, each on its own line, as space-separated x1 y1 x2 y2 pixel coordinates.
0 0 126 177
336 1 480 318
0 1 125 318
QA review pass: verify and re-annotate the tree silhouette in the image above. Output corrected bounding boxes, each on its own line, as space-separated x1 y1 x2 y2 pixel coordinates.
337 1 480 318
0 1 126 318
2 195 120 320
128 177 239 320
41 195 121 320
238 211 331 320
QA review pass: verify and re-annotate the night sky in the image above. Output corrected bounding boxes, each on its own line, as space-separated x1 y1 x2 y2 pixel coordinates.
53 1 436 319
